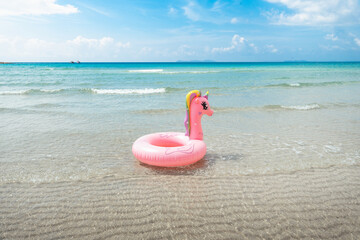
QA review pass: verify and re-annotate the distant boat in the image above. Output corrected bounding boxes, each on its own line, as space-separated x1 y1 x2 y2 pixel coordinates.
77 60 80 63
70 61 75 63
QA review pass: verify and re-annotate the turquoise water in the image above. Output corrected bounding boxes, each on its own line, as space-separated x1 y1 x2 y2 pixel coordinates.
1 62 360 183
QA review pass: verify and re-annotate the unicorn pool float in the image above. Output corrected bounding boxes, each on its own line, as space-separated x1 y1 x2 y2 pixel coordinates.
132 90 214 167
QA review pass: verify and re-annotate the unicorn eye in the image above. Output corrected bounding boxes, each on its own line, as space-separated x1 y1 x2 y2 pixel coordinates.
201 101 208 110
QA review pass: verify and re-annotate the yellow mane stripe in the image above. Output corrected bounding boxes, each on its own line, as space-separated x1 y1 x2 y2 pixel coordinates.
186 90 201 108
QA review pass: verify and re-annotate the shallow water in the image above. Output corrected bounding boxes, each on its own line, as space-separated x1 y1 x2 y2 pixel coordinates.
0 62 360 183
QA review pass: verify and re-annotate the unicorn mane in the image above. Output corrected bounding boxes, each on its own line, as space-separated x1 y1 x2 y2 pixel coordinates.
184 90 201 136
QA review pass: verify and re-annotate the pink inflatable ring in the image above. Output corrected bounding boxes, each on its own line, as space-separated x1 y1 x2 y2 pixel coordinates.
132 90 213 167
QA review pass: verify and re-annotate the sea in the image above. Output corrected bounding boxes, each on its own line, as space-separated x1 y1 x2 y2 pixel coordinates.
1 62 359 183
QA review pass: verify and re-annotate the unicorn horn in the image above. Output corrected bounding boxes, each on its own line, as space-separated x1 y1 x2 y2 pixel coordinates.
204 91 209 100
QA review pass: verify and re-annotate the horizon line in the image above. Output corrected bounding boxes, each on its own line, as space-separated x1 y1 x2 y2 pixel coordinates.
2 61 360 64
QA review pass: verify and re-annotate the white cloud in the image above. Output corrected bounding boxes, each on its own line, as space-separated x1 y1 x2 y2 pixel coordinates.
181 0 228 23
139 47 152 55
175 45 196 56
232 35 245 45
320 45 342 50
265 0 360 25
355 38 360 47
182 1 200 21
231 17 239 24
168 7 177 15
212 0 227 11
249 43 258 52
266 44 278 53
0 0 78 16
79 3 110 17
67 36 115 48
212 34 247 53
117 42 130 48
325 33 338 41
0 35 130 61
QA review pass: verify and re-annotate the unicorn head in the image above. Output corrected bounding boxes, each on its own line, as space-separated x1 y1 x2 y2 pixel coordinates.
184 90 213 140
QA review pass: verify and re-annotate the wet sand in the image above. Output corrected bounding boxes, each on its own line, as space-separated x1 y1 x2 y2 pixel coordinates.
1 165 360 239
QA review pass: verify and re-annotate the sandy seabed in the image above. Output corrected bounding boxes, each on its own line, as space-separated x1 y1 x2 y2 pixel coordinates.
1 165 359 240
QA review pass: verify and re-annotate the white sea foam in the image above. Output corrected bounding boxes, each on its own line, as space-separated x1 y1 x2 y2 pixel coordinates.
289 83 300 87
0 89 63 95
91 88 166 95
0 90 28 95
161 70 220 74
128 69 163 73
40 89 62 93
127 69 218 74
281 104 320 110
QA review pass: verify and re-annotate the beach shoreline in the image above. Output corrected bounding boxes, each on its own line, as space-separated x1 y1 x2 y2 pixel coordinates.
1 164 359 239
1 62 359 239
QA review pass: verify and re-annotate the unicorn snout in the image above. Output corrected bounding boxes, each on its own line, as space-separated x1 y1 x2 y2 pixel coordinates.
206 108 214 116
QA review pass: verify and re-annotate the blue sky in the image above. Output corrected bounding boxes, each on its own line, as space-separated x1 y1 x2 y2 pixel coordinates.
0 0 360 62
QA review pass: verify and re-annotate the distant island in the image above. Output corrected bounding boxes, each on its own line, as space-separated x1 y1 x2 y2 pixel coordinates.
176 60 216 63
283 60 309 63
0 62 12 64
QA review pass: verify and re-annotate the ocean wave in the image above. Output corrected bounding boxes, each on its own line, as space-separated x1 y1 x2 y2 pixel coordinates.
135 104 323 114
0 90 28 95
127 69 220 74
128 69 163 73
91 88 166 95
160 70 220 74
0 81 62 87
0 106 62 114
37 89 63 93
31 103 62 108
265 80 360 88
0 87 181 96
279 104 321 110
133 109 180 114
262 104 321 110
212 104 322 112
0 89 64 95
